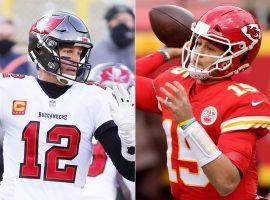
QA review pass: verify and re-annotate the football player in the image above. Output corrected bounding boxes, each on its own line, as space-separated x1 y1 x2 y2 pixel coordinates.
136 6 270 200
83 62 135 200
0 11 134 200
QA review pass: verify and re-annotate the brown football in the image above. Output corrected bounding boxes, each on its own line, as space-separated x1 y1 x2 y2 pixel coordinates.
149 5 197 47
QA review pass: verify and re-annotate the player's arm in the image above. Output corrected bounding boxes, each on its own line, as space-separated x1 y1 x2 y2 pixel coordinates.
96 85 135 182
201 130 257 195
204 130 257 191
94 122 134 182
159 81 270 196
171 116 245 196
93 86 135 182
136 75 161 114
136 47 181 77
158 81 269 196
136 52 166 77
202 155 241 195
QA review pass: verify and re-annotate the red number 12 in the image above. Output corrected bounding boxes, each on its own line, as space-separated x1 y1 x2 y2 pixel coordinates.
19 121 81 183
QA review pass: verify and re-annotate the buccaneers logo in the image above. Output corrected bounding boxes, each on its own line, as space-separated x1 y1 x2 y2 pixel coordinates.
246 26 260 39
99 67 130 84
30 16 64 34
241 24 261 44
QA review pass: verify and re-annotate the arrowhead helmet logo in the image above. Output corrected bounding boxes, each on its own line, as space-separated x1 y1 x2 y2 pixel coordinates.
241 24 261 46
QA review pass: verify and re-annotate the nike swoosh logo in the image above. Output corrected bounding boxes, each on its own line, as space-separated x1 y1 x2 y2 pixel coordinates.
252 100 264 106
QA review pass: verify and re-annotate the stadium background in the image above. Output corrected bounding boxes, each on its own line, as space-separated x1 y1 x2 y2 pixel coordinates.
0 0 134 52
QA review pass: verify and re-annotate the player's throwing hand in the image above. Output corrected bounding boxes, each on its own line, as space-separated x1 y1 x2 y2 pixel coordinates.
157 81 194 124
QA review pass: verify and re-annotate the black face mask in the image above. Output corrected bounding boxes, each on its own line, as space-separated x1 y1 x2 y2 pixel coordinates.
0 39 15 55
110 24 134 49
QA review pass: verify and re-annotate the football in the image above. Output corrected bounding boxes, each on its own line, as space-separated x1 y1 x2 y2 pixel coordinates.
149 5 197 47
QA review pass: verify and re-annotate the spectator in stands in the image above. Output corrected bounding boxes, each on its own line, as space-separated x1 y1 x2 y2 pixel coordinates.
0 17 35 75
89 5 135 71
0 17 36 181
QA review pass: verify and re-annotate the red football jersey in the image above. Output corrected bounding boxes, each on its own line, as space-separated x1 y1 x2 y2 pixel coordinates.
136 53 270 200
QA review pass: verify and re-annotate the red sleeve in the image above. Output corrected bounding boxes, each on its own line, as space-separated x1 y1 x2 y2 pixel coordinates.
136 52 165 77
136 75 161 115
147 58 181 79
221 90 270 139
217 130 256 175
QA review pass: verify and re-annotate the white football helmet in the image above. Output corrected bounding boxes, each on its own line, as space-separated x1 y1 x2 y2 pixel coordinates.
88 62 134 90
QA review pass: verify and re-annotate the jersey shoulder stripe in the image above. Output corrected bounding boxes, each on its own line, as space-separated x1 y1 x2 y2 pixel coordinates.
221 116 270 133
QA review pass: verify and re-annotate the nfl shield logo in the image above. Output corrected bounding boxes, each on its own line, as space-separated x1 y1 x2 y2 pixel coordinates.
49 100 56 108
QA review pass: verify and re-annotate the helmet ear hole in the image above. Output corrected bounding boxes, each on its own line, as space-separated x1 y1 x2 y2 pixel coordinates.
214 25 221 32
36 47 41 54
81 47 89 60
240 52 249 64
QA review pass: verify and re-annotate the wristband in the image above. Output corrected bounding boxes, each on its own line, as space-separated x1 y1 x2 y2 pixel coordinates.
158 49 170 62
182 121 222 167
178 117 195 130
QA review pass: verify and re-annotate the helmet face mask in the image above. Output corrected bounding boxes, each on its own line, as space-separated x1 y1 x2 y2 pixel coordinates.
182 25 244 80
28 11 93 85
182 6 262 80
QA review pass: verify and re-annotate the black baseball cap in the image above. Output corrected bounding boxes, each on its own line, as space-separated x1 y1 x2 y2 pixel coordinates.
105 5 134 21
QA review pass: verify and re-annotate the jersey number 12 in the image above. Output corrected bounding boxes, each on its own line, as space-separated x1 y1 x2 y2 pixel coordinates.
19 121 81 183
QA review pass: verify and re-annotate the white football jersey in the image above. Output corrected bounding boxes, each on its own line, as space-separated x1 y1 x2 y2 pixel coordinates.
83 140 118 200
123 177 135 200
83 140 135 200
0 74 117 200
